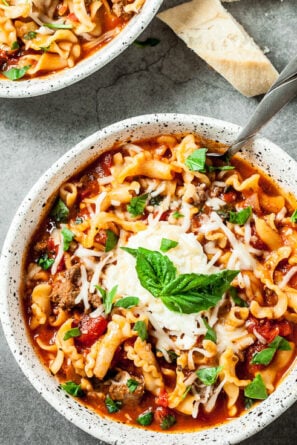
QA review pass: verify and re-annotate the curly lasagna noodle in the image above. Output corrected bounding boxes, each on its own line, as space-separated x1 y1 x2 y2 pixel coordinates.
24 134 297 431
0 0 145 80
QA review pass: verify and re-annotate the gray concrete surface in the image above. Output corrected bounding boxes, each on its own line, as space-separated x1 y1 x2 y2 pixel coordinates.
1 0 297 443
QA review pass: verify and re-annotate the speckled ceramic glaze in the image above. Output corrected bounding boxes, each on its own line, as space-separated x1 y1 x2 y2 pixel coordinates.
0 0 162 98
1 114 297 444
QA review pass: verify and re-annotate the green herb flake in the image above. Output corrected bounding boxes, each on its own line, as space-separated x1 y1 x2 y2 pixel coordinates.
61 381 84 397
63 327 81 341
61 228 75 251
40 45 50 53
133 320 148 341
185 148 207 172
2 65 31 81
202 318 217 343
196 366 222 386
181 385 192 400
44 22 73 29
207 165 235 172
167 350 179 363
269 335 291 351
244 374 268 400
75 216 83 224
251 335 291 366
114 296 139 309
51 198 69 223
127 193 148 217
126 379 139 393
97 285 118 315
11 41 19 50
105 229 119 252
37 254 54 270
160 414 176 430
134 37 160 47
244 397 254 410
149 195 164 206
24 31 37 40
291 209 297 223
105 395 122 413
229 206 252 225
137 410 154 426
160 238 178 253
229 286 248 307
172 211 184 219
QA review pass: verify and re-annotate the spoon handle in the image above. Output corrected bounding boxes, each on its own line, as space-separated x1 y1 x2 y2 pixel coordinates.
227 56 297 158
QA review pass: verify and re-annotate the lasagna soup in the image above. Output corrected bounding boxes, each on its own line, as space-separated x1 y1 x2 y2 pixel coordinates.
0 0 145 80
23 134 297 431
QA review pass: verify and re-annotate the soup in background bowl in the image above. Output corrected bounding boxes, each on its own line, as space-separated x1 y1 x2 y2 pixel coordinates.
1 114 297 444
0 0 163 98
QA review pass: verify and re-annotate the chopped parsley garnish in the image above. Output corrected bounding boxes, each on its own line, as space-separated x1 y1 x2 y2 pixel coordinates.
105 395 122 413
196 366 222 386
160 414 176 430
105 229 119 252
134 37 160 47
133 320 148 341
127 379 139 393
251 336 291 366
244 374 268 400
291 209 297 223
37 254 54 270
127 194 148 216
160 238 178 252
63 327 81 341
149 195 164 206
114 296 139 309
51 198 69 223
181 385 192 400
61 381 84 397
202 317 217 343
96 285 118 315
172 211 184 219
61 228 75 251
229 206 252 225
24 31 37 40
2 65 31 81
11 41 19 50
229 286 248 307
137 410 154 426
124 247 239 314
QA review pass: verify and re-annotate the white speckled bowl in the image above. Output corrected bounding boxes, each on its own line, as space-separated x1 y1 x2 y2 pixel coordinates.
0 0 162 98
1 114 297 444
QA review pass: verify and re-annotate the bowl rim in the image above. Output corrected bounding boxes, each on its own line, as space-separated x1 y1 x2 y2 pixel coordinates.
1 113 297 444
0 0 163 99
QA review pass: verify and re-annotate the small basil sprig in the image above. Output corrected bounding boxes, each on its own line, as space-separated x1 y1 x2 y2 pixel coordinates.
61 381 84 397
251 335 291 366
122 247 239 314
133 320 148 341
196 366 222 386
114 296 139 309
63 327 81 341
229 206 252 225
105 229 119 252
96 285 118 315
126 379 139 393
37 254 54 270
160 238 178 252
244 374 267 400
44 22 73 29
291 209 297 223
127 193 148 216
2 65 31 81
160 414 176 430
51 198 69 222
61 227 75 251
202 318 217 343
229 286 248 307
105 395 122 413
137 410 154 426
185 148 234 173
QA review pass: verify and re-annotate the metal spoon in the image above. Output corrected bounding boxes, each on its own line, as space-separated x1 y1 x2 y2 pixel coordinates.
207 56 297 159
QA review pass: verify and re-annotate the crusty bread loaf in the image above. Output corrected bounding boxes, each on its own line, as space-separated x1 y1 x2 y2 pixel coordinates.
158 0 278 97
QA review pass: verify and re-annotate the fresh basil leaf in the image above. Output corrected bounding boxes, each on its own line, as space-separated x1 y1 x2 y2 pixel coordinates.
229 206 252 225
2 65 31 81
24 31 37 40
134 37 160 47
121 246 138 258
61 228 74 251
137 410 154 426
127 193 148 216
61 381 84 397
229 286 248 307
95 285 106 299
114 296 139 309
63 327 81 341
172 211 184 219
291 209 297 223
185 148 207 172
135 248 177 297
244 397 254 409
37 254 54 270
44 22 73 29
104 285 118 315
196 366 222 386
244 374 267 400
149 195 164 206
127 379 139 393
269 335 291 351
11 41 19 50
251 347 276 366
51 198 69 223
105 229 119 252
133 320 148 341
160 414 176 430
207 165 235 172
105 395 122 413
160 238 178 252
202 318 217 343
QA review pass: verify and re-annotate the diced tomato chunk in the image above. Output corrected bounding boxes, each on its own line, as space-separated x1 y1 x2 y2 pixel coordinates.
246 316 292 343
155 389 168 408
75 315 108 348
222 191 237 204
67 12 79 22
95 152 113 177
159 211 170 221
94 229 107 245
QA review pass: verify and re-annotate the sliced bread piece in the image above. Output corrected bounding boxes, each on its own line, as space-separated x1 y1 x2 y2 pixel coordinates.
158 0 278 97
